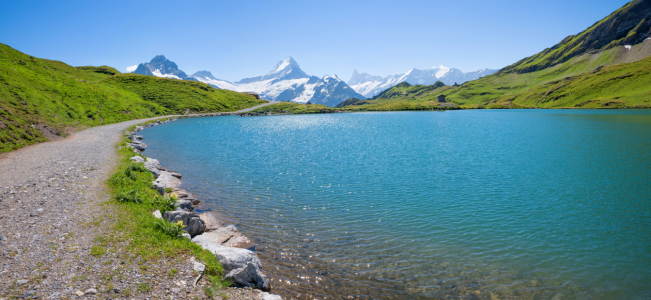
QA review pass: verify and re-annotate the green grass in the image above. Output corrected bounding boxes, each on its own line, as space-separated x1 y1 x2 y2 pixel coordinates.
499 0 648 74
101 135 229 293
342 43 651 110
0 43 265 153
242 101 340 115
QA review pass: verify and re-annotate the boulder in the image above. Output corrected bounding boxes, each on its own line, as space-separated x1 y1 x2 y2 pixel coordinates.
144 158 163 179
168 171 182 179
199 212 224 231
175 199 193 211
152 210 163 219
225 262 270 291
261 292 283 300
153 171 182 194
164 210 205 237
129 143 146 151
194 243 266 282
192 225 254 249
128 145 141 154
130 156 145 163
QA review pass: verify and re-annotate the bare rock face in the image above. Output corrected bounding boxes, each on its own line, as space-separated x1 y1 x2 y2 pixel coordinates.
153 171 182 194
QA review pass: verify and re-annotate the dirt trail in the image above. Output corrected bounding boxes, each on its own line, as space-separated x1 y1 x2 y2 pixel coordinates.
0 114 270 299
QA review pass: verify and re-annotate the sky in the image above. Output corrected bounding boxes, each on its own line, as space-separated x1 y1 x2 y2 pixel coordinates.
0 0 632 82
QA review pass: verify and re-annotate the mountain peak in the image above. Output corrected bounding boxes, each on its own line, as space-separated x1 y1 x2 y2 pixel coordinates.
191 70 216 80
150 54 168 63
270 56 299 73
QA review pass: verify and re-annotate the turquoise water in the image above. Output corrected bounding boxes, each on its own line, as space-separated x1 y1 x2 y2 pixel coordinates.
140 110 651 299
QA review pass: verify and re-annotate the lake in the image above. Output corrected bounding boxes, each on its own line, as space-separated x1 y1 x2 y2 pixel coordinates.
140 110 651 299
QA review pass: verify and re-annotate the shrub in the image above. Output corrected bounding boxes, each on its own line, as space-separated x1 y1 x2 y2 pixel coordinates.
154 219 185 238
116 189 144 204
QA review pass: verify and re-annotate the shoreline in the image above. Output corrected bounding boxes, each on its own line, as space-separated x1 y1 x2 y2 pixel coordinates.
127 118 284 299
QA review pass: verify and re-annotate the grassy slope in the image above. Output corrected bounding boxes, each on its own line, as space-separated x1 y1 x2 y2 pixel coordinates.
242 102 339 115
500 0 650 74
102 74 265 113
340 1 651 110
0 43 264 153
344 37 651 110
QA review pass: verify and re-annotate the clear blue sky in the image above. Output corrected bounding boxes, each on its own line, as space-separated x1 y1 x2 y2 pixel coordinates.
0 0 631 82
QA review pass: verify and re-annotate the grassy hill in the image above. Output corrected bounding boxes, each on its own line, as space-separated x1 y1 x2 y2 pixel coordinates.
241 102 339 115
0 43 265 153
340 0 651 110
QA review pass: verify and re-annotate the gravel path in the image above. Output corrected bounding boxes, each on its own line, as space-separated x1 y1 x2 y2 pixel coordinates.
0 116 271 299
235 101 279 113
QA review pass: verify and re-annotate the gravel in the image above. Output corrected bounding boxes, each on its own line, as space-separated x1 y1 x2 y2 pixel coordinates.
0 117 271 299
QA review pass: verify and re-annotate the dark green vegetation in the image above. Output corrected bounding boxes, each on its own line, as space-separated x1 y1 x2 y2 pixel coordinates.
340 0 651 110
98 135 229 295
0 43 265 153
340 81 462 111
241 101 340 115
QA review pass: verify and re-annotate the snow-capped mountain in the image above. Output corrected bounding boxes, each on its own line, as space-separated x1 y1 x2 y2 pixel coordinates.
130 55 364 106
192 57 365 107
348 66 497 98
132 55 194 80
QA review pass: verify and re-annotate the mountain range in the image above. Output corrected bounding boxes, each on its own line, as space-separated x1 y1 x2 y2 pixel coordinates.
338 0 651 110
133 56 365 107
348 66 496 98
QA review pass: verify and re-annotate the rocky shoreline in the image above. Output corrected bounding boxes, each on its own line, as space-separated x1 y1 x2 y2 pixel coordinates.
128 119 283 299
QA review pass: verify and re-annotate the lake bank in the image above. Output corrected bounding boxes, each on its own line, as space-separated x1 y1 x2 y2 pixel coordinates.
139 110 651 299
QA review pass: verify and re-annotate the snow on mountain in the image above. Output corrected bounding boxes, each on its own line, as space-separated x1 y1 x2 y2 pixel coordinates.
132 55 194 80
348 66 498 98
131 55 365 107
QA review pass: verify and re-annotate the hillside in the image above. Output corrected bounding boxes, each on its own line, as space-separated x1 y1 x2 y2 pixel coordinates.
0 43 264 153
340 0 651 110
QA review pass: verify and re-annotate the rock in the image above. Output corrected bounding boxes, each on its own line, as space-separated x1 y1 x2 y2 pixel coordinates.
194 243 262 273
84 288 97 294
192 225 254 249
172 188 192 199
181 232 192 240
261 292 284 300
0 235 6 241
152 171 182 194
128 145 141 154
195 242 271 289
127 135 143 141
152 210 163 219
130 156 145 163
171 288 181 293
168 171 182 179
163 210 205 237
144 158 163 179
175 199 193 211
75 290 85 296
185 217 206 237
224 261 270 291
22 290 35 298
130 142 147 151
199 212 224 231
17 279 29 285
193 262 206 273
